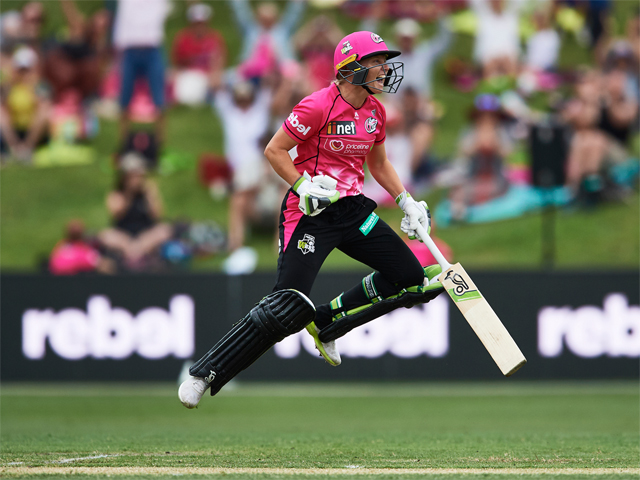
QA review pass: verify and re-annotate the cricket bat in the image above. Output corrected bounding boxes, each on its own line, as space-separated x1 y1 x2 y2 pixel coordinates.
415 224 527 376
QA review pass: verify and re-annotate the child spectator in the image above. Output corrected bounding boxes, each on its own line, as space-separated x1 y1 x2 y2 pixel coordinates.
171 3 227 106
98 152 173 270
0 46 51 162
50 219 114 275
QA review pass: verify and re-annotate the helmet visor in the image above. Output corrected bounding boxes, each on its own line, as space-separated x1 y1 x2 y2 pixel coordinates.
338 60 404 94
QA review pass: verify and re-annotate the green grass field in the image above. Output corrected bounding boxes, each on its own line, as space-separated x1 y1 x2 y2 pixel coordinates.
1 382 638 479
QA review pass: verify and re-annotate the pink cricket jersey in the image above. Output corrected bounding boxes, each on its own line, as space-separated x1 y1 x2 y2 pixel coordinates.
282 83 386 196
280 83 387 251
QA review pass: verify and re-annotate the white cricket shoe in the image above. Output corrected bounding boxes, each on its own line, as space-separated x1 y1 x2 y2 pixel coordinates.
305 321 341 366
178 376 209 409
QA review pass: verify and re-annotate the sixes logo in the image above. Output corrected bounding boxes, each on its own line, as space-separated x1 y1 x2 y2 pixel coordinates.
364 117 378 134
297 234 316 255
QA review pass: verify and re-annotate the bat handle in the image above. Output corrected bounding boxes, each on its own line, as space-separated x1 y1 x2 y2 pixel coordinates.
415 224 452 272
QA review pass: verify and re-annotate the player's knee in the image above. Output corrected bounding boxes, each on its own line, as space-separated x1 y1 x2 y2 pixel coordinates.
398 259 426 290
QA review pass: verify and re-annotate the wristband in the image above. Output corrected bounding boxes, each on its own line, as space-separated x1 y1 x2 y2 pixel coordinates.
395 190 412 209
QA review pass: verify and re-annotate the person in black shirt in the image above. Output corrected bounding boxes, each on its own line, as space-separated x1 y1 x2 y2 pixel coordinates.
98 152 173 269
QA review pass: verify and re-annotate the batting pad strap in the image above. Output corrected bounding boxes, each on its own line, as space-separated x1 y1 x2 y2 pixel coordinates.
189 289 315 396
318 281 444 343
362 273 383 303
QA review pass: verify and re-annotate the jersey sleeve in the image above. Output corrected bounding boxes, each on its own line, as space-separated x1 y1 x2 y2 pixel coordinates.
282 94 323 143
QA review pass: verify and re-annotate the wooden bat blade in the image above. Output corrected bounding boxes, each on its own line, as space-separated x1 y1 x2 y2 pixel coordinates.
440 263 527 376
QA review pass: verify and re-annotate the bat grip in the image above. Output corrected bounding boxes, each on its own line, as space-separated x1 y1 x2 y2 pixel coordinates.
415 224 452 272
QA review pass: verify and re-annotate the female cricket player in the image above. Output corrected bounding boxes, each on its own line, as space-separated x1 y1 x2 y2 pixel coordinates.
179 31 444 408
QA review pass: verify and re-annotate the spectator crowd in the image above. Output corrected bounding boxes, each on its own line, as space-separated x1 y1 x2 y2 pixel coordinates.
0 0 637 274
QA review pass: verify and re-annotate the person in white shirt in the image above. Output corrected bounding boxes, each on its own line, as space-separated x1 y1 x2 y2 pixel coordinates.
525 9 561 73
470 0 523 78
211 74 272 252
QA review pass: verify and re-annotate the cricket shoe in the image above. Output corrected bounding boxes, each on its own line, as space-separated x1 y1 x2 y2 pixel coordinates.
305 321 341 366
178 376 209 409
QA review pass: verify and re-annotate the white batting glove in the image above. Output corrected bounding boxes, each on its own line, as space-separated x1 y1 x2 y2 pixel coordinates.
294 171 340 216
397 191 431 242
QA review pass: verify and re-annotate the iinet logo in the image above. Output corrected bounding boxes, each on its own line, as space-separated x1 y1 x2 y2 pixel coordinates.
538 293 640 358
275 295 449 359
22 295 195 360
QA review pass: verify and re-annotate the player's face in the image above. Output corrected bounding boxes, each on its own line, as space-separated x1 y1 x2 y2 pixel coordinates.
361 54 389 93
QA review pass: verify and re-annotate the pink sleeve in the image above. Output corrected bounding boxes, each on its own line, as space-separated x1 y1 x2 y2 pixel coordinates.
375 101 386 144
282 95 322 143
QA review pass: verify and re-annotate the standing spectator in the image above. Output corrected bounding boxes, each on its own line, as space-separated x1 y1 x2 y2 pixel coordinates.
293 15 344 95
210 72 272 253
171 3 227 106
524 7 561 73
98 153 173 270
470 0 524 79
43 0 112 104
389 17 452 99
112 0 171 144
0 46 51 162
228 0 306 83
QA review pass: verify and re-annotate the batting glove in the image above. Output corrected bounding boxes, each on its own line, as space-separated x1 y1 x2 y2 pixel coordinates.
397 191 431 242
294 171 340 216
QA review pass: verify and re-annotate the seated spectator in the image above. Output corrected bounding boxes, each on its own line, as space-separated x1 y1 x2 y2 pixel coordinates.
449 94 513 220
561 68 610 198
171 3 227 106
50 219 114 275
228 0 306 83
98 152 173 270
599 69 639 147
0 46 51 162
470 0 524 79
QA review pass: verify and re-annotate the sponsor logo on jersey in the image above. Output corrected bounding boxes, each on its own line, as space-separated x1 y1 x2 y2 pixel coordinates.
354 112 359 119
364 116 378 134
287 113 311 136
327 121 356 136
322 138 373 156
329 140 344 152
371 33 384 44
297 234 316 255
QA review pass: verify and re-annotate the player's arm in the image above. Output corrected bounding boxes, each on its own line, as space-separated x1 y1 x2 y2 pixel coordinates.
365 142 405 199
264 127 302 187
265 127 339 216
367 142 431 240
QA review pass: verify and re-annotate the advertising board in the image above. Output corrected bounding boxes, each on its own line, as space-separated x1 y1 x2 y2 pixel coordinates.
1 272 638 381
